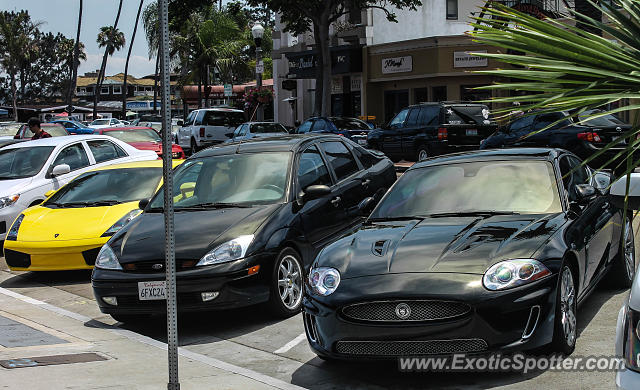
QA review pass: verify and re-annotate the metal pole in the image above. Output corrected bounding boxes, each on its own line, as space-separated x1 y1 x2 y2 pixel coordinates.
159 0 179 389
257 47 264 121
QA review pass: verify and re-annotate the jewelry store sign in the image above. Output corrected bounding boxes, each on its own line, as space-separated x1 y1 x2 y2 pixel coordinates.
454 51 488 68
382 56 412 74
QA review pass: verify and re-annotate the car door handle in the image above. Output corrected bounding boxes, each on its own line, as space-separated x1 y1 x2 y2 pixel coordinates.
331 197 341 207
361 179 371 187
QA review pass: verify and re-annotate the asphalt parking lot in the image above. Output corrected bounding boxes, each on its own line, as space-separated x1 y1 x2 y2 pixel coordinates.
0 215 636 389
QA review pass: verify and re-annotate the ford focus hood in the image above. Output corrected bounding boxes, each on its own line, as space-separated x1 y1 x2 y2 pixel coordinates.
319 213 565 278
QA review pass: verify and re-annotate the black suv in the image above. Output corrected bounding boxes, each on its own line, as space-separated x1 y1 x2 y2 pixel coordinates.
480 109 632 171
367 102 497 162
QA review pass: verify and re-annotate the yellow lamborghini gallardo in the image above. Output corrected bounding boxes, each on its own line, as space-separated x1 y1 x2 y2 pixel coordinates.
3 160 182 271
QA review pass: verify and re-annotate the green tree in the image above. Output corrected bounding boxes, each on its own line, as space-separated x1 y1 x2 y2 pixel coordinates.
66 0 83 114
248 0 422 116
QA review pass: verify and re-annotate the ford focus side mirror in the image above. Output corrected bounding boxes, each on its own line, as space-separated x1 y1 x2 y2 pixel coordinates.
303 185 331 201
51 164 71 177
611 173 640 209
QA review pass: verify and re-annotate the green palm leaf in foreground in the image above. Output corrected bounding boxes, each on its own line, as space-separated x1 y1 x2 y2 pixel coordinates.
469 1 640 176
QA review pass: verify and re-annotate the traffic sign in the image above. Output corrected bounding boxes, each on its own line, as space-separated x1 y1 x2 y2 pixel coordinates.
224 84 232 97
256 61 264 74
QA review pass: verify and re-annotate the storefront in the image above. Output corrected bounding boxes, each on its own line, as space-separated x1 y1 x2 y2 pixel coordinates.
363 35 503 124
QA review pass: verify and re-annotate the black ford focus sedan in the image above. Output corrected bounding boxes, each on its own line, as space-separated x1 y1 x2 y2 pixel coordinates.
91 135 396 321
303 148 635 360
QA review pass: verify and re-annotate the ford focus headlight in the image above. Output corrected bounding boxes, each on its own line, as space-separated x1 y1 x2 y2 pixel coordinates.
95 244 122 270
483 259 551 291
0 194 19 210
101 210 142 237
196 235 254 266
6 214 24 241
308 267 341 296
623 306 640 372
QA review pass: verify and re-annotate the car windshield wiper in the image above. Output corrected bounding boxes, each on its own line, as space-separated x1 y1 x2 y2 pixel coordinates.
175 202 253 210
425 210 520 218
55 200 121 208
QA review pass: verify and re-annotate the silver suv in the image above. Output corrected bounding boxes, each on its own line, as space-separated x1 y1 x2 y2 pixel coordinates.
177 108 245 152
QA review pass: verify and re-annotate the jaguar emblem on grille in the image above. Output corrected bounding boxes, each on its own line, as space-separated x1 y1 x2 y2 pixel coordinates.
152 263 164 270
395 303 411 319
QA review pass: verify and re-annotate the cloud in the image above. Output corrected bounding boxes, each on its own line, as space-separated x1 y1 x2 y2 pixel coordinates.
79 53 156 78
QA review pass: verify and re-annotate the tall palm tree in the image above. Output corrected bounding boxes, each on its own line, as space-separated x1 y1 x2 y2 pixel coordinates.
66 0 83 115
92 0 125 119
122 0 144 118
142 1 161 113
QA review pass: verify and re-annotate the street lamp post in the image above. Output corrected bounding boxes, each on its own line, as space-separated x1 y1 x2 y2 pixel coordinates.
252 22 265 121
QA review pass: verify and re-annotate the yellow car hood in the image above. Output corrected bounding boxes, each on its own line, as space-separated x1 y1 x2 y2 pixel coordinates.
19 202 140 242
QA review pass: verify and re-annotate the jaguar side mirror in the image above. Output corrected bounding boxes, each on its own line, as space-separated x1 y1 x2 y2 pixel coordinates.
574 184 596 205
593 171 612 195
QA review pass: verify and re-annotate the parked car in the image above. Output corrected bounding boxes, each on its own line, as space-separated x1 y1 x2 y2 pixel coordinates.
0 122 22 140
0 139 26 149
176 107 245 152
228 122 288 142
91 134 396 322
51 120 95 135
295 117 372 147
89 118 124 130
96 126 185 159
13 123 69 139
0 135 158 243
3 160 183 271
367 102 498 162
480 109 633 172
304 148 632 360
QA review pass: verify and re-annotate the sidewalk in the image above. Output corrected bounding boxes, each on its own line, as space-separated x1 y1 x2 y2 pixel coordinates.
0 288 298 390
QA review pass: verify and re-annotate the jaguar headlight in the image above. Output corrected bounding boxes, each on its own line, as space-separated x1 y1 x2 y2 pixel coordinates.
483 259 551 291
101 210 142 237
196 235 254 266
6 214 24 241
0 194 19 210
94 244 122 270
308 267 341 296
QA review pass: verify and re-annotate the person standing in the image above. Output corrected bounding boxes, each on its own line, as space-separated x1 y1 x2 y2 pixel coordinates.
28 118 51 140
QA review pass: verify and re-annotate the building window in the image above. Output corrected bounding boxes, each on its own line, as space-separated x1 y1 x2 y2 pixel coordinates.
145 86 153 92
446 0 458 20
87 87 94 93
113 86 122 94
101 87 109 94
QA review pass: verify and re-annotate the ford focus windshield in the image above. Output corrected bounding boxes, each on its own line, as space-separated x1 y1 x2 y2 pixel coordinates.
0 146 54 179
149 152 291 210
371 160 562 219
45 168 162 207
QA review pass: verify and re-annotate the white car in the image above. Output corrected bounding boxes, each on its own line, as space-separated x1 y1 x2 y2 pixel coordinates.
176 108 245 152
88 118 124 130
0 135 157 242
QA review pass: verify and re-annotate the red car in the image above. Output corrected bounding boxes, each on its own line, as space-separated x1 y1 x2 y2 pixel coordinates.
97 126 185 159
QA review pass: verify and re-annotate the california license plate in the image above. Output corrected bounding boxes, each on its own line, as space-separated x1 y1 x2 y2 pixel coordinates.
138 281 166 300
466 129 478 136
612 136 626 144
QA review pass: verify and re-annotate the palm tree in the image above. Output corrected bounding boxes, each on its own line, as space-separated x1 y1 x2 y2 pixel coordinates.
122 0 144 118
142 1 161 113
66 0 83 115
92 0 125 119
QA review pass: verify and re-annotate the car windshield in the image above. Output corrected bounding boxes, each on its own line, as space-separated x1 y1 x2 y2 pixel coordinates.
91 119 110 126
329 118 371 130
45 168 162 207
0 146 54 179
0 124 21 137
251 123 287 134
371 160 562 218
21 123 68 138
104 129 160 143
578 109 626 127
149 152 291 209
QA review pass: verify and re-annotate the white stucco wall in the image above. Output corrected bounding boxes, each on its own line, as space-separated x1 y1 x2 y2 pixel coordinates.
371 0 485 45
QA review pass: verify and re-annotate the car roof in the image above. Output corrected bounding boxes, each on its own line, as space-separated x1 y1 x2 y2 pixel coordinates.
195 134 346 156
1 134 120 149
409 148 560 170
88 159 183 172
193 107 244 113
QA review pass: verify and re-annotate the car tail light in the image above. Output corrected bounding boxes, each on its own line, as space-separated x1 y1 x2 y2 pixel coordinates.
337 133 345 137
577 132 601 142
438 128 448 140
200 127 205 137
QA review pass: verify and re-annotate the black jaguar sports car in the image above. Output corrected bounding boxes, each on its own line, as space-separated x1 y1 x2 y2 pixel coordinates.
92 134 396 322
303 148 635 360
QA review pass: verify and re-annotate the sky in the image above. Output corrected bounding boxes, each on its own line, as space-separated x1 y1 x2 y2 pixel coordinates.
2 0 158 78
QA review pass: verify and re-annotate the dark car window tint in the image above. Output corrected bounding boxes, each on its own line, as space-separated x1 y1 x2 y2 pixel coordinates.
508 115 535 133
252 123 286 134
418 106 439 126
389 108 409 128
87 140 121 163
312 120 327 131
352 145 379 169
559 156 589 201
52 143 90 171
535 112 571 130
405 108 421 126
298 145 332 189
329 118 370 130
297 121 312 134
320 141 359 181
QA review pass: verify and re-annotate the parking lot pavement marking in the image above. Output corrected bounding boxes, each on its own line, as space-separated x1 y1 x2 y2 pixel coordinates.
0 286 307 390
274 333 307 354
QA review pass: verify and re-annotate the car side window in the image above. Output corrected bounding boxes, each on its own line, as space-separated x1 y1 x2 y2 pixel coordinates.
52 143 90 171
320 141 359 181
405 108 421 127
297 121 313 134
568 156 590 185
389 108 409 129
240 125 249 136
194 111 205 126
534 112 569 131
297 145 332 190
185 111 196 125
87 140 122 163
418 106 439 126
312 120 327 131
508 115 535 134
559 155 590 201
352 145 379 169
233 125 243 137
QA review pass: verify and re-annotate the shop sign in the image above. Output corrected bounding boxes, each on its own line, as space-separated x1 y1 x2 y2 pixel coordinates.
331 76 343 94
453 51 488 68
382 56 412 74
350 75 362 92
